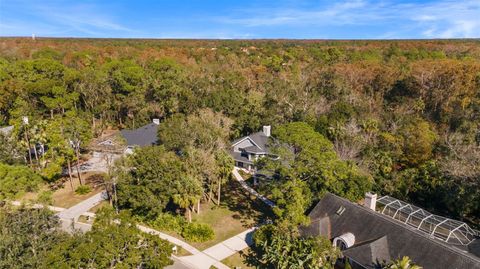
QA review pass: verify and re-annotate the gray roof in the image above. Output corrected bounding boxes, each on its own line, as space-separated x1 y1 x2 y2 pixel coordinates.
229 151 254 165
300 193 480 269
0 125 13 136
243 145 266 154
120 123 159 147
231 131 271 153
343 236 392 267
247 131 270 152
230 131 272 164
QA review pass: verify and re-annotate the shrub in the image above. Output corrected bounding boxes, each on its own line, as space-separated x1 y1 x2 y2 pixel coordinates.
75 185 91 195
238 169 252 180
0 163 43 199
41 161 63 182
150 213 186 233
181 222 215 242
37 190 53 205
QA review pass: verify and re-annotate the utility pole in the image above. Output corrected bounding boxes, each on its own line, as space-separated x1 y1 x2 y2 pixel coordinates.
22 116 33 167
70 133 83 185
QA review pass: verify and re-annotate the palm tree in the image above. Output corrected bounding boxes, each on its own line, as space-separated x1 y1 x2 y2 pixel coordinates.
173 174 202 222
214 150 234 205
388 256 422 269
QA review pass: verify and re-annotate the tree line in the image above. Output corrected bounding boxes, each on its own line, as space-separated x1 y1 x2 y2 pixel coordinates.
0 38 478 227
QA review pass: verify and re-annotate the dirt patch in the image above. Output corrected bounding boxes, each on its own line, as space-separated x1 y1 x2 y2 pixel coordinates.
51 172 106 208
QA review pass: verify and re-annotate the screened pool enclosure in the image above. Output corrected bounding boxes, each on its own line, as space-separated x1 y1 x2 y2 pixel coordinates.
376 195 479 246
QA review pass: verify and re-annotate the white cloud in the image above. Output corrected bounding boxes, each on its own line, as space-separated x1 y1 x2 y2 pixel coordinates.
0 0 133 37
217 0 480 38
1 0 478 38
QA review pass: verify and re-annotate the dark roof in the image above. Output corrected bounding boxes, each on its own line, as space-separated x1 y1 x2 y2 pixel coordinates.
300 193 480 269
342 236 391 267
120 123 159 147
243 145 266 153
229 151 254 165
248 131 270 152
232 131 271 153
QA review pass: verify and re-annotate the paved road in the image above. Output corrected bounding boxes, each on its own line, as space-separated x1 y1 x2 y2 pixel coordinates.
57 191 107 221
232 168 275 207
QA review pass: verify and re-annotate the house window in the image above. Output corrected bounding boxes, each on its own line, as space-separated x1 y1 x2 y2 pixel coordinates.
237 162 244 168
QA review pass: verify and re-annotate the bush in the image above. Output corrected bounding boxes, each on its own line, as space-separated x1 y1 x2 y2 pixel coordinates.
75 185 91 195
181 222 215 242
37 190 53 205
150 213 186 233
0 163 43 199
41 161 63 182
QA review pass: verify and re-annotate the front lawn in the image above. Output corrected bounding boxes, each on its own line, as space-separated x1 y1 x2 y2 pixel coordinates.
51 172 106 208
146 179 273 250
222 248 260 269
189 179 273 250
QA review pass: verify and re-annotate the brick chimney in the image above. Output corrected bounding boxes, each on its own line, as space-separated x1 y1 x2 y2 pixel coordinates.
364 192 377 211
263 125 271 137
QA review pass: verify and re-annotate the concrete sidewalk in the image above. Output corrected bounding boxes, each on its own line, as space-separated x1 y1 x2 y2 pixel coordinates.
57 191 107 221
203 228 255 260
137 225 201 255
179 227 256 269
232 168 275 207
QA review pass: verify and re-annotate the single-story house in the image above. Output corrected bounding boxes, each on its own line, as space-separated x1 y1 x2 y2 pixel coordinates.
230 125 275 172
300 193 480 269
120 119 160 154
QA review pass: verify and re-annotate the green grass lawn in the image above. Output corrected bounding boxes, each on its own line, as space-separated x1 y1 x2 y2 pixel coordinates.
50 173 105 208
88 200 111 213
222 248 260 269
189 179 273 250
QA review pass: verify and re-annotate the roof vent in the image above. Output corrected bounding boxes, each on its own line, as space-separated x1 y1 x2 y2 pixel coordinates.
336 206 346 215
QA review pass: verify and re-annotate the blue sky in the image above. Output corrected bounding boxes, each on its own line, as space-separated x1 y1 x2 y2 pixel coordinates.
0 0 479 39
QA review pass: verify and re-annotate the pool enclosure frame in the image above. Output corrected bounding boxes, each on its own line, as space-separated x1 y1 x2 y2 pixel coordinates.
376 195 478 245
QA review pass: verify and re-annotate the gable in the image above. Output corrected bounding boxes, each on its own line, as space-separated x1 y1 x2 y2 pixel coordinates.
232 136 261 152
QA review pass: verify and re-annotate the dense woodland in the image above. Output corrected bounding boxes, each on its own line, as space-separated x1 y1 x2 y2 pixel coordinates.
0 38 479 238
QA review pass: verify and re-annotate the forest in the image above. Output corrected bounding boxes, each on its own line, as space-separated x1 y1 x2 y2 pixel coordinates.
0 38 479 267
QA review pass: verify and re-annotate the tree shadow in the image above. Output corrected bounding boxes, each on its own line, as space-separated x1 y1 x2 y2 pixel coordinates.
221 179 274 228
239 248 266 269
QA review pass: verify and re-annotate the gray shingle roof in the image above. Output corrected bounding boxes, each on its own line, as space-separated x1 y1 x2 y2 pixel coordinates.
243 145 266 154
0 126 13 136
120 123 158 147
247 131 270 152
300 193 480 269
230 151 254 165
342 236 391 267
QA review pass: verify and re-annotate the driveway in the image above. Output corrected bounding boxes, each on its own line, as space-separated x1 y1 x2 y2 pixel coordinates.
57 191 107 221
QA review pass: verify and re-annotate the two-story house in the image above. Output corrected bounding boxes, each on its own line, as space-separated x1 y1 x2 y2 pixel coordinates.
230 125 273 172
